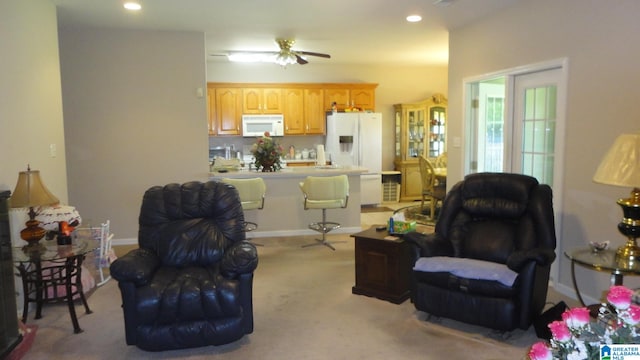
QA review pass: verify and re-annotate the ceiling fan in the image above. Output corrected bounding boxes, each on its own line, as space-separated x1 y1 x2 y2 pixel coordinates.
225 38 331 66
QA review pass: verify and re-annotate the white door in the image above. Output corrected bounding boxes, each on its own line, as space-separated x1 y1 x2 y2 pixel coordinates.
512 68 564 188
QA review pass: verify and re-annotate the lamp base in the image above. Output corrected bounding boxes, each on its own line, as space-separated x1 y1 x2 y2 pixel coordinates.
614 188 640 265
615 238 640 265
19 217 46 250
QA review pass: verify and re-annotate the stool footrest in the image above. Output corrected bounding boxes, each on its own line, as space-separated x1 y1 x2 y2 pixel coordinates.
309 222 340 234
243 221 258 232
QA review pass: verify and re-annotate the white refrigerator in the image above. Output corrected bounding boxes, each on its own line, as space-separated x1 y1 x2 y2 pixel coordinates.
325 112 382 206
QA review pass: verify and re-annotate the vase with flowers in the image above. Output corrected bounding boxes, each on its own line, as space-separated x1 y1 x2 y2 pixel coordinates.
528 285 640 360
250 131 284 172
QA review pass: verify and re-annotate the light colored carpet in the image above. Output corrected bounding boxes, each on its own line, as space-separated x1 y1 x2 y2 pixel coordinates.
19 231 565 360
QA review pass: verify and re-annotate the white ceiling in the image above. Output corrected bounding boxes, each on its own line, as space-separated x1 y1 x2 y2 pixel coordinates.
51 0 521 66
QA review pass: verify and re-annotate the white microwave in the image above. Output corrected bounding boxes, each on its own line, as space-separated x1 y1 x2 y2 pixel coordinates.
242 114 284 137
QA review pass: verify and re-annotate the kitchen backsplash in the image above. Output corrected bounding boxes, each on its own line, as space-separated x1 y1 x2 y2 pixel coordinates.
209 135 325 161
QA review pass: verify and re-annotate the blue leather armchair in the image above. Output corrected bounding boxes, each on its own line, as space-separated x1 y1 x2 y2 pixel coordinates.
110 181 258 351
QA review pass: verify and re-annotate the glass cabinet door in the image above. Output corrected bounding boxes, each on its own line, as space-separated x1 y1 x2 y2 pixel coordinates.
406 109 425 159
429 106 446 158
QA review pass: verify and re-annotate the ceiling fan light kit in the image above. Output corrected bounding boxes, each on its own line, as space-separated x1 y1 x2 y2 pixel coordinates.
226 38 330 67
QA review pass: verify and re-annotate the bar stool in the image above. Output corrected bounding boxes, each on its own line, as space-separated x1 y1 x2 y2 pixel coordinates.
299 175 349 250
221 178 266 246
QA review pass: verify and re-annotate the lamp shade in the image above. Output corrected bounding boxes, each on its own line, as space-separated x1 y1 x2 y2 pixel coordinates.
10 169 59 208
593 132 640 187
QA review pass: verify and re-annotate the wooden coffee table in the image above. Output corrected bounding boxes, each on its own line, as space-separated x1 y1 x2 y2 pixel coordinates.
351 226 414 304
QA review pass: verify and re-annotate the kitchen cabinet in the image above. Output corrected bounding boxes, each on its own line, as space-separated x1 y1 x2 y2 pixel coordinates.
210 87 242 136
303 88 325 135
282 88 305 134
243 88 282 114
282 88 325 135
324 88 350 111
207 82 377 137
324 85 376 111
350 87 376 111
393 94 447 201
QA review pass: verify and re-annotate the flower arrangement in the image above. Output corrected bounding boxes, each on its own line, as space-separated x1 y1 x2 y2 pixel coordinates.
528 285 640 360
250 131 284 172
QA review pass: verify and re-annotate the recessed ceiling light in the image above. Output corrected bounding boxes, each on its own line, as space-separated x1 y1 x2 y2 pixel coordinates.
123 2 142 11
406 15 422 23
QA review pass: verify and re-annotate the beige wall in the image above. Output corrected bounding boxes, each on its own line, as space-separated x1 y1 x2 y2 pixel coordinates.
59 29 208 240
206 62 448 171
448 0 640 300
0 0 68 203
1 0 68 247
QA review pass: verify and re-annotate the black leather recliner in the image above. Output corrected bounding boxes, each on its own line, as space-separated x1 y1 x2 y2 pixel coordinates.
110 181 259 351
404 172 556 331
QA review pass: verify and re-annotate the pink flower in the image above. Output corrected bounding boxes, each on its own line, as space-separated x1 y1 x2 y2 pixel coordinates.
528 342 553 360
608 285 634 310
548 320 571 342
621 304 640 325
561 307 590 329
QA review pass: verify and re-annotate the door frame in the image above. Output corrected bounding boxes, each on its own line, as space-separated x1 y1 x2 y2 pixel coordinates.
462 57 569 285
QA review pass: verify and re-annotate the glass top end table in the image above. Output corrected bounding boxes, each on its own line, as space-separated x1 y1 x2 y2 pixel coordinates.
565 248 640 307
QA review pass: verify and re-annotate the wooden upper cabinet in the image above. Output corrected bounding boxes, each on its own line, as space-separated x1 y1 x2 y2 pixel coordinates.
215 87 242 136
207 83 376 136
304 88 325 135
324 88 350 111
207 88 216 136
351 88 375 111
243 88 282 114
282 88 305 135
323 85 377 111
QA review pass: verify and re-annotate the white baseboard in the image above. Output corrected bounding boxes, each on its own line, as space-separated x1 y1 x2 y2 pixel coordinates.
550 281 599 306
111 226 363 247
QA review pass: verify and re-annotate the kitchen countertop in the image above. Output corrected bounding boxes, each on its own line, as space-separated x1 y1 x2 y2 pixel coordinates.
209 166 368 179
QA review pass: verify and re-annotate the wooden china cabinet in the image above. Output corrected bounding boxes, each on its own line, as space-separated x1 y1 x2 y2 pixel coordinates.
393 94 447 201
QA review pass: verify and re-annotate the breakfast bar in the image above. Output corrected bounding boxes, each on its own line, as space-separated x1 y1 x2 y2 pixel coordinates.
209 166 367 238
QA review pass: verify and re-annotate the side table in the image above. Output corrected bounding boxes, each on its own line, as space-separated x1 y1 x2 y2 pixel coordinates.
565 248 640 308
351 226 412 304
13 237 96 333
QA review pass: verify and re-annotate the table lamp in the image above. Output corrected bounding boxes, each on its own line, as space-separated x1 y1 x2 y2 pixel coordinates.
593 132 640 263
10 166 60 249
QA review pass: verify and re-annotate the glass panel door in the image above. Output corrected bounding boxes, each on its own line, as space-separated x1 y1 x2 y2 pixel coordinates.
429 106 446 158
513 81 558 186
406 109 425 159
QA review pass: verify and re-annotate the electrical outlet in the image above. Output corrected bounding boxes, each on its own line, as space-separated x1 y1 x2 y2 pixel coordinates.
453 137 462 148
49 143 57 157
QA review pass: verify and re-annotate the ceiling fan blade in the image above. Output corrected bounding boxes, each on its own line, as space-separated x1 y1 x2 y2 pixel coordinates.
297 51 331 59
295 55 308 65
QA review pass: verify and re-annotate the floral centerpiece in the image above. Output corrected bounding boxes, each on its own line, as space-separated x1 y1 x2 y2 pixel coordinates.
250 131 284 172
528 285 640 360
